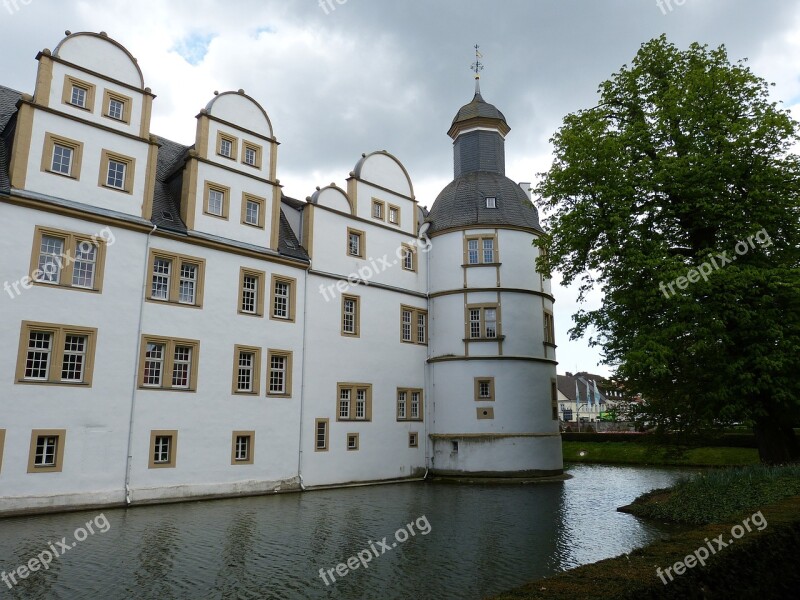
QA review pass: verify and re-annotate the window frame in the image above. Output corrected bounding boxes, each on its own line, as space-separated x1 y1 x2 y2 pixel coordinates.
346 227 366 258
474 377 496 401
28 226 107 293
148 430 178 469
203 181 231 219
16 321 97 387
231 431 255 465
464 234 500 266
396 388 424 422
62 75 96 111
241 193 266 229
241 141 263 169
400 305 428 345
238 268 266 317
266 349 293 397
544 311 556 345
551 379 559 420
146 249 205 308
41 133 83 180
138 336 200 392
341 294 361 337
102 89 133 124
314 418 329 452
98 149 136 194
401 244 417 272
408 432 418 448
465 303 503 341
270 274 297 322
387 204 401 226
346 433 360 451
371 198 385 221
216 131 239 161
336 383 373 422
231 345 262 395
27 429 67 474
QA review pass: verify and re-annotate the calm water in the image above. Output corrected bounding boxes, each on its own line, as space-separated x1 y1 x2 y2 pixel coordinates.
0 465 698 600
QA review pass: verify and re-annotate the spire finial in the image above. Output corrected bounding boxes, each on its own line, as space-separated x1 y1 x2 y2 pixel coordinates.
471 44 484 94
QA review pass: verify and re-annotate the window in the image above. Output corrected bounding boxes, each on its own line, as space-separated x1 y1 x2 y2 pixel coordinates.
486 197 497 209
147 250 205 307
217 132 238 160
241 142 262 168
29 226 107 293
544 311 556 345
388 204 400 226
270 275 296 322
102 89 132 123
341 295 360 336
204 181 231 219
372 199 385 220
232 345 261 394
551 379 559 420
241 194 266 228
464 235 499 265
27 430 66 473
267 350 293 396
408 432 418 448
397 388 423 421
231 431 255 465
474 377 495 401
16 322 97 386
400 306 427 344
139 336 199 391
239 268 265 316
99 150 136 193
315 419 329 451
42 133 83 179
336 383 373 421
401 245 416 272
347 433 359 451
347 228 365 258
466 305 502 340
62 76 95 110
148 430 178 468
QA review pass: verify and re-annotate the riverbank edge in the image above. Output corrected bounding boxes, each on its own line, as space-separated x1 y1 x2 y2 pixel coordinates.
562 440 758 467
487 494 800 599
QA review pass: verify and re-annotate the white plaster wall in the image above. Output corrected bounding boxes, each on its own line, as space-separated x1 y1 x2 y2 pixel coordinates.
25 110 150 217
353 180 417 236
314 187 351 214
48 61 144 136
192 160 276 247
356 153 413 199
55 35 143 88
205 119 273 179
431 435 562 474
207 93 273 138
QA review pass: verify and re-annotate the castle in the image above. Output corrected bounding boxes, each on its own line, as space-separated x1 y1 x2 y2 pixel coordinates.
0 31 562 516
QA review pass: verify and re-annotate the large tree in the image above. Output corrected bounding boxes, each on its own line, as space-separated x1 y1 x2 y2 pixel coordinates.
535 35 800 464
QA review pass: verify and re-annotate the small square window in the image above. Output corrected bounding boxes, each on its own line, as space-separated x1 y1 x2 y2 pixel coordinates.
27 429 66 473
71 86 87 108
108 98 124 120
409 432 418 448
486 197 497 209
149 430 178 468
372 199 385 220
99 150 135 193
62 76 95 112
220 138 232 158
347 433 359 451
244 146 257 166
231 431 255 465
217 133 238 160
52 144 73 175
388 205 400 225
347 228 365 258
106 159 126 189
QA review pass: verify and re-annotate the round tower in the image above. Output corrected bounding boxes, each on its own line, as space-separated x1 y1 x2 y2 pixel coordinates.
426 82 563 478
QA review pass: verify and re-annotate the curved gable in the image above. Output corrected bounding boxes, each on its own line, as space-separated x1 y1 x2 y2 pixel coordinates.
54 32 144 88
310 185 352 214
353 151 414 198
205 91 273 138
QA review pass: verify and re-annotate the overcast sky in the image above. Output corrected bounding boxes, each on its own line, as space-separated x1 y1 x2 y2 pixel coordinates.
3 0 800 377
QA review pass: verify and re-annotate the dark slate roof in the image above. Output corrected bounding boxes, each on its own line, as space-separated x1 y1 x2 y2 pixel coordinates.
0 86 23 195
426 170 541 234
152 135 190 233
452 91 507 125
281 194 307 211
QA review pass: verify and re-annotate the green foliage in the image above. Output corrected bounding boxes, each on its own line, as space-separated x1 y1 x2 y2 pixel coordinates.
627 464 800 524
562 441 758 466
535 35 800 449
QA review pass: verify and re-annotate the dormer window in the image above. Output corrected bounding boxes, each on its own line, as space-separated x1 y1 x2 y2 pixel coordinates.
71 86 87 108
62 76 95 111
217 133 238 160
486 197 497 209
220 138 232 158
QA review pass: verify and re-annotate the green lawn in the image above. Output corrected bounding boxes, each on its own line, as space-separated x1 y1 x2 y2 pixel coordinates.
562 440 759 467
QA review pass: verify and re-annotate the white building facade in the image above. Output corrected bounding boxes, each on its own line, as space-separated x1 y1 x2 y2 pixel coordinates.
0 32 562 516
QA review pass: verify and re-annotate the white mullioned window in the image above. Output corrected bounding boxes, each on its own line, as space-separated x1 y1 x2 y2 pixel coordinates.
273 280 290 319
143 343 165 387
245 199 260 226
483 238 495 263
342 297 358 335
178 264 197 304
469 308 482 338
402 309 412 341
242 275 258 314
397 390 407 419
71 85 87 108
25 331 52 380
485 308 497 338
467 239 479 265
315 420 328 451
71 242 97 288
348 232 361 257
466 236 498 265
171 346 192 389
153 436 171 464
34 435 58 467
355 389 366 419
208 189 224 216
269 354 287 395
235 435 250 461
51 144 73 175
237 351 255 392
37 235 65 283
417 313 426 344
401 306 427 344
60 335 87 382
339 388 351 419
402 246 415 271
388 206 399 225
106 159 126 189
108 97 123 120
397 388 423 421
151 258 171 300
244 146 257 166
410 391 420 419
220 138 233 158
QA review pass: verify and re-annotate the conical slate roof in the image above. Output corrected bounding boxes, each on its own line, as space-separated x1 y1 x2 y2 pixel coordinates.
452 91 507 125
426 171 541 234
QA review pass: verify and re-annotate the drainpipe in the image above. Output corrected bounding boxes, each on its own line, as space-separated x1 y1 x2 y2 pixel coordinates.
296 267 309 491
420 223 432 478
124 223 157 505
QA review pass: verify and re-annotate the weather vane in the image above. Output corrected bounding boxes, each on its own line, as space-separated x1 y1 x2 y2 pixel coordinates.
471 44 484 79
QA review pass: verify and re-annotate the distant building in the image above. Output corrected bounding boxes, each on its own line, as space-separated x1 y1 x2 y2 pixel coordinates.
0 32 562 516
556 371 633 423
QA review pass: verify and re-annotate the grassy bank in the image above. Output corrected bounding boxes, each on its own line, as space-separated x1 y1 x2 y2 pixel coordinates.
620 464 800 524
562 440 758 467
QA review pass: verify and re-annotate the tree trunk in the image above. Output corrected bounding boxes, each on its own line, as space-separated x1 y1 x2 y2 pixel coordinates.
753 416 800 465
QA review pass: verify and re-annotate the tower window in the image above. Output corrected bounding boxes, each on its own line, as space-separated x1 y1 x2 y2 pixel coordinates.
485 197 497 209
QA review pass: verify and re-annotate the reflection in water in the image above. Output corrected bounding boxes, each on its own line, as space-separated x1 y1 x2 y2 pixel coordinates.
0 466 691 600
